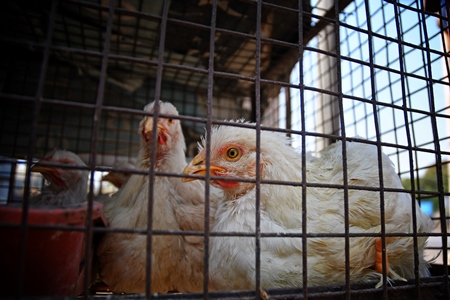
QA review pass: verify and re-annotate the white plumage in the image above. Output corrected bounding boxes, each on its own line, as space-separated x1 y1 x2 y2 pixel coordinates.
96 100 220 293
182 121 432 290
30 149 88 206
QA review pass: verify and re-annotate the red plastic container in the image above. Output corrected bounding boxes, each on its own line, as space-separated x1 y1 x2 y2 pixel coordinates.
0 201 107 296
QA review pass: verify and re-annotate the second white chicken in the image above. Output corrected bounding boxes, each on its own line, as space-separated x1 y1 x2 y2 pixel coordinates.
97 100 219 293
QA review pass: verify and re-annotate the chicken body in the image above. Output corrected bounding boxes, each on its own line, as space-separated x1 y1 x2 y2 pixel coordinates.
182 121 432 290
30 149 88 206
97 101 218 293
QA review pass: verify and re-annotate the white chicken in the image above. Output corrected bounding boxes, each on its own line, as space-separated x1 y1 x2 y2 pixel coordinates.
182 121 432 290
96 100 219 293
30 149 88 206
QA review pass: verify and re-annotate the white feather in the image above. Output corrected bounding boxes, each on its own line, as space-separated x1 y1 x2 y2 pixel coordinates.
197 122 432 290
97 101 221 293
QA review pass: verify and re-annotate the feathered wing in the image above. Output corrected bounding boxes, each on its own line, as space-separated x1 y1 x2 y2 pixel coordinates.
98 170 217 292
312 141 432 279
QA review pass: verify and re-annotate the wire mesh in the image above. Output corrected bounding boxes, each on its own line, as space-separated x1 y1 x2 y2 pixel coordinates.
0 0 449 299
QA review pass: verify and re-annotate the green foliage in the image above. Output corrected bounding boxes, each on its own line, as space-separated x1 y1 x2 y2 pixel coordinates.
401 163 449 214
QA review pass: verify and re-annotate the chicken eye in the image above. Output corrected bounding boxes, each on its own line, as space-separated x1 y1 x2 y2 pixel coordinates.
59 159 74 165
167 118 174 125
226 147 241 161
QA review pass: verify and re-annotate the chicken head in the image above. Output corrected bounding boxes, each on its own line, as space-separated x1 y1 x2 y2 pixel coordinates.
31 149 88 193
139 101 185 168
182 123 267 200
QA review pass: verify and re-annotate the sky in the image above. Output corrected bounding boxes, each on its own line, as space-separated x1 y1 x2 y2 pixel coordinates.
279 0 449 182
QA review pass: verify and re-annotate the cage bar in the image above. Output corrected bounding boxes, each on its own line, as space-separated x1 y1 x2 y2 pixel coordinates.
0 0 449 299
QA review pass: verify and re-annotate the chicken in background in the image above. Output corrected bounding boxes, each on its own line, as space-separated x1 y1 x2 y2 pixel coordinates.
96 100 221 293
101 165 133 189
182 120 432 290
29 149 89 206
93 162 134 204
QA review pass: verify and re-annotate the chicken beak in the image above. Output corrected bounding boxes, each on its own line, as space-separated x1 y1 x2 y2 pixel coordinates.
142 117 168 144
30 164 54 175
182 153 226 182
30 164 65 186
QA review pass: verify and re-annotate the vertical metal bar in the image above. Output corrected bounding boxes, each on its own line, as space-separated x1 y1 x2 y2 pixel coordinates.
285 86 292 137
331 1 350 298
401 3 424 256
7 161 17 204
128 0 144 76
297 0 308 298
17 0 58 297
364 0 388 297
379 1 402 173
84 0 116 296
204 0 218 298
405 2 427 297
316 0 340 151
419 1 449 295
146 0 170 296
254 0 262 298
153 1 170 101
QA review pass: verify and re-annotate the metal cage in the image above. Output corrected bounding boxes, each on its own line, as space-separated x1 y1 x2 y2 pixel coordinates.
0 0 449 299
